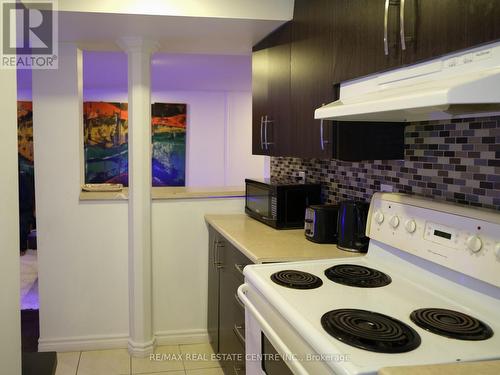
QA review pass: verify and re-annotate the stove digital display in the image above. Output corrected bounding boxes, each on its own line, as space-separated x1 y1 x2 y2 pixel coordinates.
434 229 452 240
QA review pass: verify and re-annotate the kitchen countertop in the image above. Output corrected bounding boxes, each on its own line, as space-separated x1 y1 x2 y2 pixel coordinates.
204 214 363 264
379 360 500 375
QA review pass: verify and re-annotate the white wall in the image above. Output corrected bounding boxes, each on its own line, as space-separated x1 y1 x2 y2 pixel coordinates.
152 198 245 343
31 47 263 351
0 67 22 374
33 44 130 351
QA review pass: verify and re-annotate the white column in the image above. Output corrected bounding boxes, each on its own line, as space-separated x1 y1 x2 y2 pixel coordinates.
0 65 22 375
117 37 158 357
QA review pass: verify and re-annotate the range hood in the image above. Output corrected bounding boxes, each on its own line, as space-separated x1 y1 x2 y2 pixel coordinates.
315 42 500 122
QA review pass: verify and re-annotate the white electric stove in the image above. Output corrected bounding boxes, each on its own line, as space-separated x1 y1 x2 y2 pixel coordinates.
238 193 500 375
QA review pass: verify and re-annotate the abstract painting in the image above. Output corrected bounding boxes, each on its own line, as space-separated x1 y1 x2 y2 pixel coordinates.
17 101 34 175
151 103 187 186
83 102 129 186
83 102 187 187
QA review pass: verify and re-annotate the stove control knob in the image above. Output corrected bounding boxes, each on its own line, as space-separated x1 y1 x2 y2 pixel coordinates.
405 219 417 233
466 235 483 253
495 244 500 260
389 215 400 229
374 211 385 225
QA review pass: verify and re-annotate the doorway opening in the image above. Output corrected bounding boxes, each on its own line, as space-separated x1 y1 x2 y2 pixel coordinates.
18 68 39 352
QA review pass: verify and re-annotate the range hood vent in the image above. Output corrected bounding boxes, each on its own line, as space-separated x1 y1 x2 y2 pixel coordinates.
315 42 500 122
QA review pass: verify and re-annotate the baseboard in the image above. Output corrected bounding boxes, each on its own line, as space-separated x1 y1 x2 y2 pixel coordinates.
128 338 155 358
38 333 129 352
38 329 209 352
154 329 209 346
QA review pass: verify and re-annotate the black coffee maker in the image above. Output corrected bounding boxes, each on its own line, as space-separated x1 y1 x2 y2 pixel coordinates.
337 201 370 252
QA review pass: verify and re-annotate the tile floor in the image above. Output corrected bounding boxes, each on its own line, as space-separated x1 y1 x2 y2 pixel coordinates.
20 249 39 310
56 343 224 375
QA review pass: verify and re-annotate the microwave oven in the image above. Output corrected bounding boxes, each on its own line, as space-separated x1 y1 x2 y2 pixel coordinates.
245 178 321 229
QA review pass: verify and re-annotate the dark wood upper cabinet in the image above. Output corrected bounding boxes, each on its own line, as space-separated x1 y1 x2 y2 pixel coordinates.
251 0 500 160
290 0 336 158
401 0 500 65
332 0 402 82
251 47 269 156
464 0 500 48
401 0 468 64
290 0 405 160
252 23 292 156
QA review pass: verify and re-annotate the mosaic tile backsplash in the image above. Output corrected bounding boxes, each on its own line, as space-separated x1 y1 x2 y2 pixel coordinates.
271 117 500 210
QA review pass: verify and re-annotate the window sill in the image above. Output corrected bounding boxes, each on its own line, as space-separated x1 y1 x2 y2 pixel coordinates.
79 188 129 201
79 186 244 201
152 186 245 200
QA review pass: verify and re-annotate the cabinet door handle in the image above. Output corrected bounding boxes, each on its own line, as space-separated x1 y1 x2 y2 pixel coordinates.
264 115 268 150
400 0 406 51
233 324 246 345
266 117 274 151
320 119 329 151
384 0 390 55
213 239 219 266
214 240 224 268
260 116 265 150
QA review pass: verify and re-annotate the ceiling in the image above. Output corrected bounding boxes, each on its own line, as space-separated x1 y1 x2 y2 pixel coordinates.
59 11 287 55
83 51 252 93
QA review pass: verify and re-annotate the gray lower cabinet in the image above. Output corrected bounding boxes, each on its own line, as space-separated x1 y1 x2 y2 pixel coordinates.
207 226 221 353
207 225 252 374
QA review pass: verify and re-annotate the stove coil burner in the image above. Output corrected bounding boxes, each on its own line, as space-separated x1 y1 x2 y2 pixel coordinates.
321 309 421 353
410 308 493 340
324 264 392 288
270 270 323 289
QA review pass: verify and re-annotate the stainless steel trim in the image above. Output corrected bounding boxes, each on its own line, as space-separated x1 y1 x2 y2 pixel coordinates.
233 324 246 345
384 0 390 55
234 293 245 309
400 0 406 50
260 116 264 150
234 263 245 275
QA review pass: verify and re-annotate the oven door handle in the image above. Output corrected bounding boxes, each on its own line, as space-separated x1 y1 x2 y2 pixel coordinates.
237 284 310 375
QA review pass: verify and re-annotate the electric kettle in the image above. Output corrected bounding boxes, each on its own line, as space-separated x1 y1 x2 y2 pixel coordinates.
337 200 370 252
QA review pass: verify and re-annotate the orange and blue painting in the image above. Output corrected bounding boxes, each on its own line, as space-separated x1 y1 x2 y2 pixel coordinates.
151 103 187 186
83 102 129 185
83 102 187 186
17 101 34 174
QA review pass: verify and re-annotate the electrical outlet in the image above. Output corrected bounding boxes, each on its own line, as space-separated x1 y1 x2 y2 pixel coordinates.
380 184 394 192
296 171 306 183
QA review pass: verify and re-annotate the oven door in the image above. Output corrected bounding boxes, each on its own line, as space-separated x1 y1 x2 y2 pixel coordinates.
238 284 315 375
